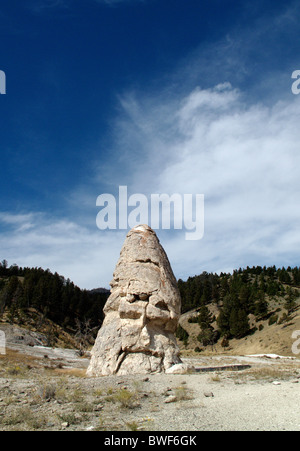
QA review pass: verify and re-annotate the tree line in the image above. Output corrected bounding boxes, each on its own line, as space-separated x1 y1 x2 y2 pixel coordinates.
1 260 299 348
177 265 300 346
0 260 108 333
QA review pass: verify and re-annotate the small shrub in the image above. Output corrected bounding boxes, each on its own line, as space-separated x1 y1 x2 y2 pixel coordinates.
95 415 107 431
26 413 48 430
58 412 82 425
76 401 94 413
268 314 278 326
71 388 84 403
113 389 139 409
221 337 229 348
174 386 192 401
94 388 103 396
40 383 57 401
3 407 32 426
7 365 23 376
126 421 139 431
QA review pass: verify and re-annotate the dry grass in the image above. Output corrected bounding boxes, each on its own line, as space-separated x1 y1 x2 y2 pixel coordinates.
0 407 48 430
112 388 140 409
174 385 193 401
53 368 87 377
0 348 39 367
229 364 299 383
0 348 87 380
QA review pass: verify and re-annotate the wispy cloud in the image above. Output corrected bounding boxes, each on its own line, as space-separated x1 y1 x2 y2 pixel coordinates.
89 79 300 281
167 1 300 106
0 212 124 289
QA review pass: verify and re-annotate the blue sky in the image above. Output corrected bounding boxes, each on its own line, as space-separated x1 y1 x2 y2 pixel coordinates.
1 0 300 288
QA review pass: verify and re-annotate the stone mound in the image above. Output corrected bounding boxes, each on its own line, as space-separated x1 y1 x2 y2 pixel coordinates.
87 225 190 376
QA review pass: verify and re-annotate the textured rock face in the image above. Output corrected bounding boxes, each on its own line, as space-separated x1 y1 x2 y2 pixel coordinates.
86 225 183 376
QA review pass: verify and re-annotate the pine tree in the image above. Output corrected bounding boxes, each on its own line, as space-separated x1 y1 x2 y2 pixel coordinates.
198 304 214 329
229 308 249 338
254 291 268 317
217 294 232 336
284 287 297 314
239 285 250 312
176 324 189 346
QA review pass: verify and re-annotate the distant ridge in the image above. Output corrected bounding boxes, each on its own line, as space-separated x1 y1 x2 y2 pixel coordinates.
88 288 110 295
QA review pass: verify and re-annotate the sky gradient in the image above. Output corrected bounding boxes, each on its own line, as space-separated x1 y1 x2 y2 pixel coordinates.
1 0 300 289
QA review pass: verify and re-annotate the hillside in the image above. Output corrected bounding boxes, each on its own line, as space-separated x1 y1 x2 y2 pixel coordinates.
0 260 109 349
1 260 300 357
179 305 300 357
177 266 300 357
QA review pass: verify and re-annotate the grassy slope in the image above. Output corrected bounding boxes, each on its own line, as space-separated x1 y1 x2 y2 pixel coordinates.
179 297 300 357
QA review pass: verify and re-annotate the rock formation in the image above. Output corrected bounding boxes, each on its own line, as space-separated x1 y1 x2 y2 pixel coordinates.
87 224 188 376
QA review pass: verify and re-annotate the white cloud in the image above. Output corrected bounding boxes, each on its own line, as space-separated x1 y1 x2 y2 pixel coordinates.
93 82 300 280
0 212 124 289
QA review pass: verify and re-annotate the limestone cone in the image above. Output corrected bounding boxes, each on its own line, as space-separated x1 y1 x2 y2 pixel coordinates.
87 225 185 376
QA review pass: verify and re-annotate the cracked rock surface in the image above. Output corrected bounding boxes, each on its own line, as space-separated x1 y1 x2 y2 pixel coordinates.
87 225 184 376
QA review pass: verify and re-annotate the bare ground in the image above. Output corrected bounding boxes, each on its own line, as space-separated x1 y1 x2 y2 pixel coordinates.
0 341 300 431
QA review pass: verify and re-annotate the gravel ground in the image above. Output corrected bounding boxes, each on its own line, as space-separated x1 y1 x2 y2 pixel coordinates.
0 345 300 431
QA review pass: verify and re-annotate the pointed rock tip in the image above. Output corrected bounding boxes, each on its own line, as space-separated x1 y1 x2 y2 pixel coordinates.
128 224 156 235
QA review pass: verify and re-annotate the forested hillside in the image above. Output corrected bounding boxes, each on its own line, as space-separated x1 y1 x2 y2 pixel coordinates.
1 259 300 353
0 260 108 336
177 265 300 348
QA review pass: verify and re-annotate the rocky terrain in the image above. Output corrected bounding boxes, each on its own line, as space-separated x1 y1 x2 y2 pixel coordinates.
0 333 300 431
